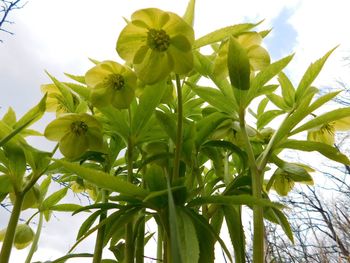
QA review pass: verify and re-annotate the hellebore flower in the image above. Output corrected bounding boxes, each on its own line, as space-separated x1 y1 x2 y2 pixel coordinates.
44 113 103 159
85 61 136 109
213 32 270 78
116 8 195 84
14 224 35 250
307 116 350 145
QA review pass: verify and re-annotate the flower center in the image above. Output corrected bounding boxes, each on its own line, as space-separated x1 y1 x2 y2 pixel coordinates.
147 29 170 52
71 121 88 136
105 74 125 91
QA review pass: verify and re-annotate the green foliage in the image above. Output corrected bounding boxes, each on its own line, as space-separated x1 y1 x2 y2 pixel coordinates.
0 1 348 263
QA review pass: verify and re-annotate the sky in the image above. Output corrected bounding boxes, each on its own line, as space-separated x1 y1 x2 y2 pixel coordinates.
1 0 350 262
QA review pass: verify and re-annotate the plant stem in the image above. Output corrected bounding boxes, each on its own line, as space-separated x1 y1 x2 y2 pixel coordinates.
135 215 145 263
238 110 264 263
173 74 183 181
92 190 108 263
0 193 24 263
25 212 44 263
157 225 163 263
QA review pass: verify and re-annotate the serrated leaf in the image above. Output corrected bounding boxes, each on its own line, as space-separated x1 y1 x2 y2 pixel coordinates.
194 22 260 49
183 0 195 26
291 107 350 135
64 73 86 84
77 211 101 240
0 175 13 193
39 175 51 200
4 145 26 189
270 208 294 243
228 37 250 92
267 93 289 110
2 107 16 126
50 203 82 212
257 110 284 129
277 139 350 165
41 187 68 211
257 97 269 117
295 47 337 102
278 72 295 107
56 160 148 197
132 80 167 139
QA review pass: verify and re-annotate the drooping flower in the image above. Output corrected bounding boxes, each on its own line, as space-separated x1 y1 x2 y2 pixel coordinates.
13 224 35 250
116 8 195 84
213 32 270 79
44 113 103 159
85 60 136 109
307 116 350 145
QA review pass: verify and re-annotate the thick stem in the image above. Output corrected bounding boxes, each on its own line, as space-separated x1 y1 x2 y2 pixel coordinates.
239 111 264 263
25 212 44 263
0 193 24 263
125 127 134 262
135 216 145 263
157 225 163 263
173 74 183 181
92 190 108 263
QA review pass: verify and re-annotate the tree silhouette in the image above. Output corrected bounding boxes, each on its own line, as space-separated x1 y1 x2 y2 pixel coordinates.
0 0 25 42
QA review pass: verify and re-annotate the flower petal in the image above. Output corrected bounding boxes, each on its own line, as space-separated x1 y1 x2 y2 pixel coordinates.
168 46 193 74
85 64 111 88
86 127 104 151
59 132 88 159
238 32 262 49
44 116 75 141
162 12 194 43
334 116 350 131
171 35 192 52
247 45 270 71
131 8 168 28
135 50 173 84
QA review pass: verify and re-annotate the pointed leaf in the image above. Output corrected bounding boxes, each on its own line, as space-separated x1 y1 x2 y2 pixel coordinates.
278 72 295 107
257 110 284 129
50 203 82 212
183 0 196 26
41 187 68 211
56 160 148 197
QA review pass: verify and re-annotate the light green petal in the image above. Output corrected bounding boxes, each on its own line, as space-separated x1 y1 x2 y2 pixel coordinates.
213 42 229 79
100 60 124 75
111 86 135 109
133 45 150 64
86 127 104 151
131 8 168 28
307 130 334 145
247 45 270 71
44 116 74 141
90 84 113 108
117 23 148 62
168 46 193 74
334 116 350 131
135 50 173 84
162 12 195 44
171 35 192 52
80 113 103 130
59 132 88 159
85 64 111 88
238 32 262 49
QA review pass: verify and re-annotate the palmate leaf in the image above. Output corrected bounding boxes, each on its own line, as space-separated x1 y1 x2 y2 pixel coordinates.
56 160 148 198
193 22 260 49
277 139 350 165
295 47 337 103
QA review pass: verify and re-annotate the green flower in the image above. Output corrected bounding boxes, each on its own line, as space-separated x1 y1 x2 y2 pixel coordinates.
14 224 35 250
307 116 350 145
44 113 103 159
85 60 136 109
116 8 195 84
213 32 270 79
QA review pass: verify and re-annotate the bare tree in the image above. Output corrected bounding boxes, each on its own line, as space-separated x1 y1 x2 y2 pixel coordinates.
0 0 25 42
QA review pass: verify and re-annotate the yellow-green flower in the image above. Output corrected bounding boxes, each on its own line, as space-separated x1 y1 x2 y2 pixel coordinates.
116 8 195 84
14 224 35 250
85 61 136 109
213 32 270 78
307 116 350 145
44 113 103 159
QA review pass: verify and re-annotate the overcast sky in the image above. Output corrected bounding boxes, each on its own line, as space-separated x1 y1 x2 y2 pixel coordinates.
1 0 350 262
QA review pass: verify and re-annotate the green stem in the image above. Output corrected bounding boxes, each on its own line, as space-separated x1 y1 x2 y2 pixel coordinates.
135 215 145 263
173 74 183 181
25 212 44 263
157 225 163 263
0 193 24 263
239 110 264 263
92 190 108 263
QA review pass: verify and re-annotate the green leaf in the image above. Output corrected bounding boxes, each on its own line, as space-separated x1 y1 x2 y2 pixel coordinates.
77 211 101 240
228 37 250 91
41 187 68 211
39 175 51 201
257 110 284 129
56 160 148 197
195 112 229 147
46 72 74 111
223 205 245 263
188 195 283 209
291 107 350 135
64 73 86 84
267 93 289 110
2 107 16 126
132 80 167 139
13 94 47 130
248 54 294 103
155 110 176 142
257 97 269 117
183 0 195 26
278 72 295 107
277 139 350 165
193 51 213 76
4 145 26 189
295 47 337 102
50 203 82 212
191 85 237 114
270 208 294 243
194 22 260 49
273 157 313 184
307 90 341 113
177 208 200 263
0 175 13 193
